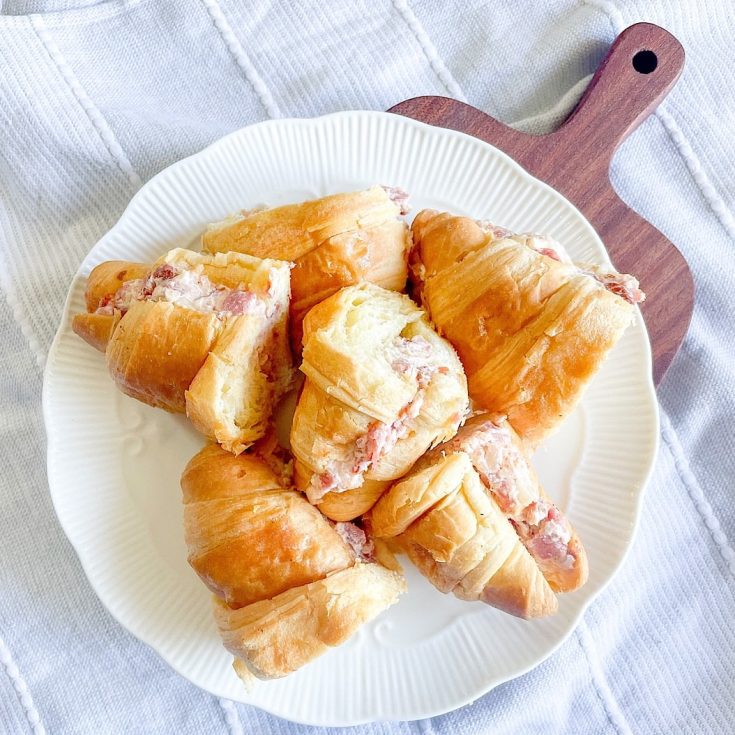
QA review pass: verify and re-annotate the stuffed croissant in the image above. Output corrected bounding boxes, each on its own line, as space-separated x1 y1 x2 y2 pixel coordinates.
410 210 645 444
202 186 411 350
290 282 469 522
181 442 405 681
73 248 292 454
370 414 588 618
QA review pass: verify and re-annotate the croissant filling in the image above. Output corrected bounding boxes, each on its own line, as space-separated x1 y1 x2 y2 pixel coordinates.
381 185 410 215
476 219 644 305
307 335 441 502
96 263 272 318
456 420 577 572
334 521 375 562
451 423 528 512
512 501 575 571
581 266 645 305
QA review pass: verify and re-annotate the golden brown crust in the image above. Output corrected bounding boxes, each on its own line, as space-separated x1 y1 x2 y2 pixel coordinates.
315 479 391 522
468 280 633 444
289 220 410 350
74 249 293 450
556 535 589 593
290 283 468 521
370 452 469 538
411 210 636 444
431 414 587 592
72 311 121 352
183 442 406 682
213 563 406 680
181 444 354 609
373 452 557 619
202 186 402 261
457 543 558 618
201 187 410 351
106 300 220 412
375 413 588 596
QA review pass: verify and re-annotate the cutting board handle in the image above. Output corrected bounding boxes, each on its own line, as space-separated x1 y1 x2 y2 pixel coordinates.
553 22 684 162
387 23 693 384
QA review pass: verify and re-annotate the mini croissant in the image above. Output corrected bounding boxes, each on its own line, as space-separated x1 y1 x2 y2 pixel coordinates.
290 282 469 521
202 186 411 351
73 248 292 453
410 210 644 444
371 413 588 618
182 443 405 682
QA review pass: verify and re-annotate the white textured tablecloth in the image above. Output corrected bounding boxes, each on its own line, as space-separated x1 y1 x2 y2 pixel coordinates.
1 1 734 733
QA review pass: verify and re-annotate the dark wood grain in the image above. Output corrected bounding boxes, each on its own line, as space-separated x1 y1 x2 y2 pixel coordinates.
389 22 693 385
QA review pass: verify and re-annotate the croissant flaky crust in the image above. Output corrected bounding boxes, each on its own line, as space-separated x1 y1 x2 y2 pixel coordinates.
410 210 644 444
214 563 405 681
181 444 354 608
182 444 405 681
202 186 411 350
73 248 292 453
290 282 469 521
371 413 588 617
371 450 557 619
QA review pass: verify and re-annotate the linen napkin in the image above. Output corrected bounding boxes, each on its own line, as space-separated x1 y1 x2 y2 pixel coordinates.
0 1 733 733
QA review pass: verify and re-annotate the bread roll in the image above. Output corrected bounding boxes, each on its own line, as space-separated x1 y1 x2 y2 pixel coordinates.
182 443 405 682
202 186 411 350
290 282 469 521
73 248 292 454
410 210 644 444
371 452 558 619
424 413 587 592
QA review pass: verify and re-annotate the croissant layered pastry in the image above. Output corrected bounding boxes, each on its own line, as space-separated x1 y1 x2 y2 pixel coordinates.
202 186 411 350
70 186 639 688
410 210 645 444
290 282 469 521
370 414 588 618
73 248 292 453
182 443 405 681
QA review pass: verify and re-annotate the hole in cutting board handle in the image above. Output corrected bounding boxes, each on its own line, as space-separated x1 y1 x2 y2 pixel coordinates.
632 50 658 74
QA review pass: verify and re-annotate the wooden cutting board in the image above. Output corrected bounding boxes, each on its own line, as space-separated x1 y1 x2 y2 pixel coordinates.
389 22 692 386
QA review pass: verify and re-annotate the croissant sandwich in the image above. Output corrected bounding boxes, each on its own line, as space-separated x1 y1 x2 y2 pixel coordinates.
73 248 292 453
370 413 588 618
290 282 469 522
202 186 411 350
410 210 645 444
181 442 405 681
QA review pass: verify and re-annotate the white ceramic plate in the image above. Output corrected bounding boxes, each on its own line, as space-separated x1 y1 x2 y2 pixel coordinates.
43 111 659 726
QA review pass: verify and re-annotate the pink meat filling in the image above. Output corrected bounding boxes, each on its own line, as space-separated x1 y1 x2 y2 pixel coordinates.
308 383 430 502
474 220 645 305
538 247 561 261
334 521 375 562
389 335 433 374
476 220 514 241
96 263 267 318
307 336 443 503
512 502 575 572
583 268 645 305
525 236 573 264
447 420 524 513
381 185 411 215
526 235 645 304
456 420 577 571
